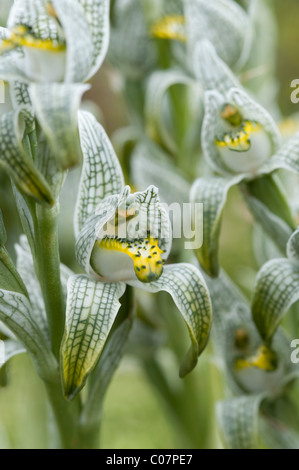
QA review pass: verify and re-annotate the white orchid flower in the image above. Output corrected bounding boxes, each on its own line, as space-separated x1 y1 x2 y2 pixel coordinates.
0 0 110 170
60 111 212 399
191 41 299 277
207 271 298 449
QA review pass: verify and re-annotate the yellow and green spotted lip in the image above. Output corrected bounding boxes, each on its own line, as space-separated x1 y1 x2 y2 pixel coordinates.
234 345 278 372
93 235 165 283
0 24 66 54
150 15 186 42
215 120 261 152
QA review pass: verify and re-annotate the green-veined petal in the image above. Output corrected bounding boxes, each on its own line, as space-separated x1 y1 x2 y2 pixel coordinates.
51 0 93 83
190 176 244 277
0 108 54 205
74 110 125 236
216 394 265 449
0 339 26 366
184 0 252 68
30 83 89 170
0 288 56 380
129 263 212 377
260 132 299 176
192 40 240 93
241 189 293 253
61 274 126 400
252 258 299 342
77 0 110 81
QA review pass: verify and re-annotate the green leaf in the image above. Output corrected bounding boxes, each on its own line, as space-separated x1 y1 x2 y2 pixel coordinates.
131 263 212 377
15 236 49 342
75 111 125 235
0 210 7 246
145 68 198 154
30 83 89 170
77 0 110 81
184 0 252 68
0 109 54 205
11 184 36 256
190 176 243 277
216 394 265 449
253 225 283 268
260 415 299 450
252 258 299 342
61 274 126 400
80 310 133 428
241 188 293 253
0 288 56 380
35 134 66 200
0 245 28 297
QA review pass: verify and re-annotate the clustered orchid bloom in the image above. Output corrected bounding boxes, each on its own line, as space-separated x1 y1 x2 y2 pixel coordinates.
0 0 110 206
190 40 299 277
206 269 299 449
60 111 212 399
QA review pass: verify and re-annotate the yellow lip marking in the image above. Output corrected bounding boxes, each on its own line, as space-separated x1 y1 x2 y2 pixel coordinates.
0 25 66 54
234 345 278 372
215 120 261 152
94 236 164 283
151 15 186 42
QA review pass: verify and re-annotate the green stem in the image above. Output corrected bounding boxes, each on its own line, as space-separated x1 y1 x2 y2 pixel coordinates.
244 173 296 230
35 203 65 359
141 292 213 448
155 39 194 176
45 373 82 449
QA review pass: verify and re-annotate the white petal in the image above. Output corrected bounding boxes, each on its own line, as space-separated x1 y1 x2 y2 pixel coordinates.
90 249 136 283
218 128 272 174
23 48 66 82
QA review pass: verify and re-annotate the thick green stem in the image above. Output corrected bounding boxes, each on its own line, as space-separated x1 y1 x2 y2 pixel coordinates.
35 203 65 359
45 373 82 449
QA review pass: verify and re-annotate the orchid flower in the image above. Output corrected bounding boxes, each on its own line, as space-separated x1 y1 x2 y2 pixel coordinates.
0 0 110 172
190 41 299 277
60 111 212 400
0 73 54 205
206 270 299 449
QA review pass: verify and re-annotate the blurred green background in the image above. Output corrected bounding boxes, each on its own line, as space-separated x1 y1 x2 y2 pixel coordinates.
1 0 299 449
